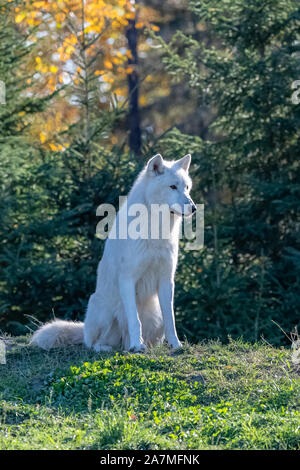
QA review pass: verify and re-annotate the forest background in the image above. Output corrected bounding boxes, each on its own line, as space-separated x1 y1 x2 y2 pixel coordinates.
1 0 300 346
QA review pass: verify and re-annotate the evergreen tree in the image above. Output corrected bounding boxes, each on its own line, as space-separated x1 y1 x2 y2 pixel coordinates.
156 0 300 344
0 1 137 333
0 0 50 333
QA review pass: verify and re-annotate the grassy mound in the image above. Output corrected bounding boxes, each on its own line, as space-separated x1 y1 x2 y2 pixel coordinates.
0 337 299 450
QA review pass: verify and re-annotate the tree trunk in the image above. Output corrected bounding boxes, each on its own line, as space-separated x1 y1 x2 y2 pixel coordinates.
126 11 141 158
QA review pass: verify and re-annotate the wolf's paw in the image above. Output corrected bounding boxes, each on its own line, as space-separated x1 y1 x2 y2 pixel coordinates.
168 339 183 351
128 343 147 354
93 343 113 353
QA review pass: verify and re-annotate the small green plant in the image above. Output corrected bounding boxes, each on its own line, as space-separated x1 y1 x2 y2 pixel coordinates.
0 337 299 450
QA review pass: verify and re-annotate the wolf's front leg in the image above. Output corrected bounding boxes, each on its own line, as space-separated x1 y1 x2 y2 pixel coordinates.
158 278 182 350
119 276 146 353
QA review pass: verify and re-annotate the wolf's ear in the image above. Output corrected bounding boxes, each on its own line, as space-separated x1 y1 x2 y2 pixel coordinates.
147 154 164 176
176 154 191 172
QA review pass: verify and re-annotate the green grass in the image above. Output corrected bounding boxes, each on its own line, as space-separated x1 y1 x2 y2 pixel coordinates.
0 336 300 450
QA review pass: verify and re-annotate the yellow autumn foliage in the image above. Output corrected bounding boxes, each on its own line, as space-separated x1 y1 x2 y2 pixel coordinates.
13 0 161 149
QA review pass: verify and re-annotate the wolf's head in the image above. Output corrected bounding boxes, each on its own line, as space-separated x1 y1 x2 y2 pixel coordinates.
144 154 196 217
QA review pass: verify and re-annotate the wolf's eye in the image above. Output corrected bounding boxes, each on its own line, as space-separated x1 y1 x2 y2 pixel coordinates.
170 185 177 190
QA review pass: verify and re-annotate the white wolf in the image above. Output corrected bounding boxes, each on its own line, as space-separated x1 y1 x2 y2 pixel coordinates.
31 154 196 353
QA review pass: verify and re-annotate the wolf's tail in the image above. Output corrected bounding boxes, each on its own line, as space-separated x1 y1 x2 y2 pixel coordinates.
30 319 84 350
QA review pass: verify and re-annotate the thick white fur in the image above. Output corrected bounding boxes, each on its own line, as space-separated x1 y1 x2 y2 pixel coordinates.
31 319 84 350
31 154 195 353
